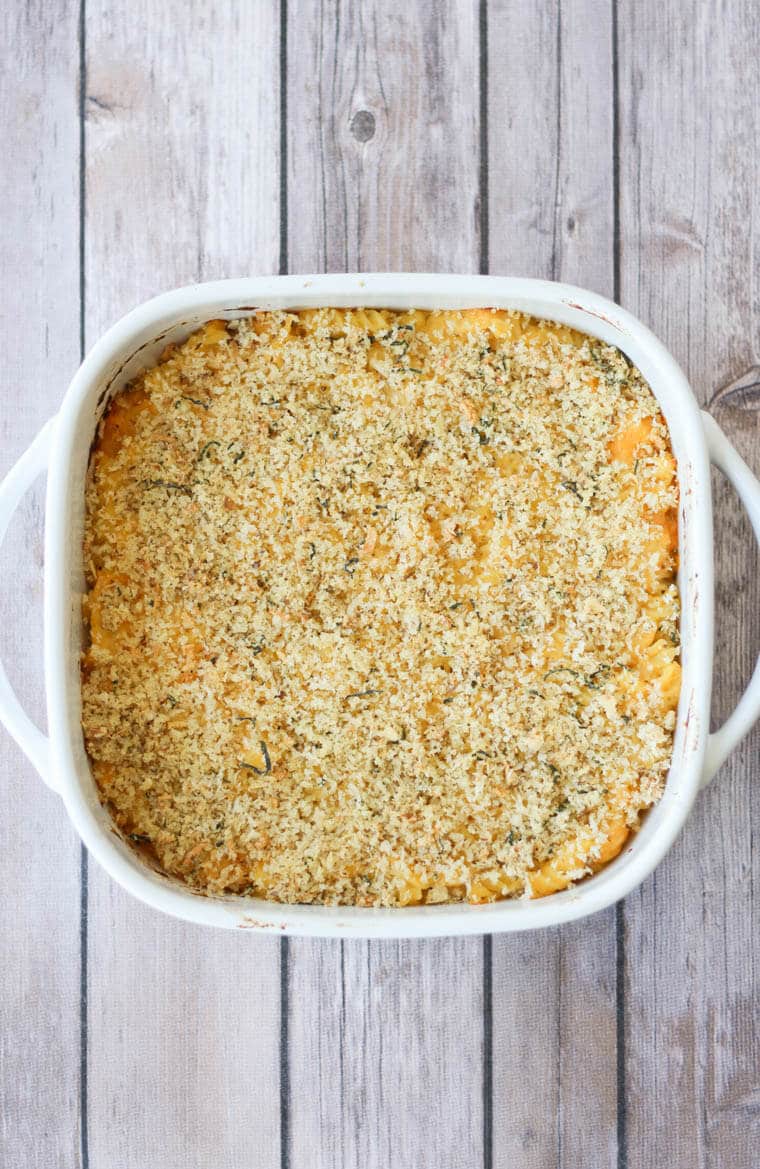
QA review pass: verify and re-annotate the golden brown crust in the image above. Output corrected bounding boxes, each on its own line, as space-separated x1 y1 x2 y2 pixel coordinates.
81 309 680 906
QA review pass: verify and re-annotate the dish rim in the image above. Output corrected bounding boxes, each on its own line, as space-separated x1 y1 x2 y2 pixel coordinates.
43 274 715 936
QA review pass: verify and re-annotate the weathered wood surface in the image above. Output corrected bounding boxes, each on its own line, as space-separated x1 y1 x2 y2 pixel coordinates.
0 2 758 1167
618 3 760 1167
0 4 82 1168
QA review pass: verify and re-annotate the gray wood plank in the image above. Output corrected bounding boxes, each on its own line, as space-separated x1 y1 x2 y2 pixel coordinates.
0 4 82 1167
286 0 481 275
486 2 619 1166
83 5 284 1168
288 937 485 1169
618 3 760 1166
284 4 485 1168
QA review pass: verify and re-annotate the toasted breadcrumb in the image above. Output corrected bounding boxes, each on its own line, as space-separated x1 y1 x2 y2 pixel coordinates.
81 308 680 906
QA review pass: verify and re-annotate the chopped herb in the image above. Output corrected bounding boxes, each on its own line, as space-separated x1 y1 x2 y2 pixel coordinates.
586 665 612 689
198 440 221 460
543 667 581 681
128 832 151 843
344 557 359 574
178 395 209 409
345 688 381 700
381 324 413 339
561 480 582 500
240 740 272 776
143 479 192 495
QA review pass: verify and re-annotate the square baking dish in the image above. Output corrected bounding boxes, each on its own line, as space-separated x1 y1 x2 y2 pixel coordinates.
2 274 759 936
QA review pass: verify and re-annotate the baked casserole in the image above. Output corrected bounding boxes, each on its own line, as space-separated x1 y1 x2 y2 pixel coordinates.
81 308 680 906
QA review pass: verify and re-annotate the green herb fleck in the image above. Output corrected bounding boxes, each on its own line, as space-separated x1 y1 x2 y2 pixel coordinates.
143 479 192 496
198 440 221 460
240 740 272 776
586 665 612 689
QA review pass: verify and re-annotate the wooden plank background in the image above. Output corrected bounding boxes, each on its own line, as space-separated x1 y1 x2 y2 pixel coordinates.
1 2 757 1167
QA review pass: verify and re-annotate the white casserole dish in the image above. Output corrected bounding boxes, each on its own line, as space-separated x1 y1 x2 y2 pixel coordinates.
2 274 760 937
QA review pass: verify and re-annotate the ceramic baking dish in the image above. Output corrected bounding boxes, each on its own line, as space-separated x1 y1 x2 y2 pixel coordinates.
2 274 760 937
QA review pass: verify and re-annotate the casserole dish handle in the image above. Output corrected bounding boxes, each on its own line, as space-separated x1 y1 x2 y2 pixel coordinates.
702 411 760 785
0 417 57 787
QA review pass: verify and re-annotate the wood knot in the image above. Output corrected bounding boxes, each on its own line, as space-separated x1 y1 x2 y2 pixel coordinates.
349 109 376 142
709 366 760 412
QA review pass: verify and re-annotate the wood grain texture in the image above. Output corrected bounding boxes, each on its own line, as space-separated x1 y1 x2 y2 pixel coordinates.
83 5 283 1169
486 0 614 294
2 3 760 1167
284 5 485 1168
486 3 619 1166
618 2 760 1166
285 0 481 274
287 938 484 1169
0 3 82 1167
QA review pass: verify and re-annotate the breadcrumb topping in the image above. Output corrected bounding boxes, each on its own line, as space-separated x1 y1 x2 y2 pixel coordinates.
81 308 680 906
